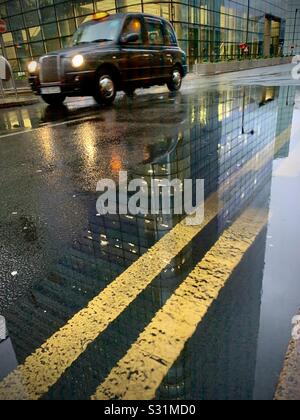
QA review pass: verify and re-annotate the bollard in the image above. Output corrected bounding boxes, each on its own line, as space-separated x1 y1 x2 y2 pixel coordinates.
0 56 18 99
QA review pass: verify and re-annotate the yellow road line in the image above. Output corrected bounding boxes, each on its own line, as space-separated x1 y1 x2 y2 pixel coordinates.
0 198 218 400
91 206 268 400
0 127 287 400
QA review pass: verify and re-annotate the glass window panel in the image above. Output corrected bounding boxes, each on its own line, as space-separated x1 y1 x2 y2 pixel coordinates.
0 4 7 18
59 19 76 37
39 0 53 6
24 11 40 26
40 6 56 23
5 46 17 60
143 1 169 19
21 0 37 10
74 1 94 17
124 5 142 13
143 3 162 16
9 15 24 31
9 59 20 72
13 30 28 43
174 22 188 42
16 43 30 58
28 26 42 42
95 1 116 12
43 22 59 39
55 3 74 20
61 36 73 48
31 41 46 56
45 38 61 52
7 1 22 16
3 32 14 47
116 0 142 12
19 57 30 71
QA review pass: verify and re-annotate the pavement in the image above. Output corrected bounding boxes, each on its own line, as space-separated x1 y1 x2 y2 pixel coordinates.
211 63 300 87
0 64 299 400
0 85 40 108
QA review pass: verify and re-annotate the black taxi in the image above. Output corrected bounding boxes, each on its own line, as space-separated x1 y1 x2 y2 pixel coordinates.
28 12 188 106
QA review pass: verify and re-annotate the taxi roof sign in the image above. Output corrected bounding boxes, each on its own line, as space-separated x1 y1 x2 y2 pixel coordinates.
93 12 110 20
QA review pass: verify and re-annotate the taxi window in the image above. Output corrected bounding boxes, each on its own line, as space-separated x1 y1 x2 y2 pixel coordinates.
73 18 122 45
145 19 164 46
122 17 143 44
165 23 177 46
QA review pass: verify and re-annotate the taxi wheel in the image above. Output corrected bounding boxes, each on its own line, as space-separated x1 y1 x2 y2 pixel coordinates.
167 67 183 92
41 94 66 106
94 72 116 105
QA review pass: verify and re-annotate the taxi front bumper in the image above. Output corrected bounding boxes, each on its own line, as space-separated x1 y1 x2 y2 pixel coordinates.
29 70 96 96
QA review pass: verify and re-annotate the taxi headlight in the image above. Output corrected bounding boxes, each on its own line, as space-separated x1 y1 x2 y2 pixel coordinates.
28 61 38 73
72 55 84 68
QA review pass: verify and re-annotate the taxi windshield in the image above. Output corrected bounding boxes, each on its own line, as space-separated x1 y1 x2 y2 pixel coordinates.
72 17 122 45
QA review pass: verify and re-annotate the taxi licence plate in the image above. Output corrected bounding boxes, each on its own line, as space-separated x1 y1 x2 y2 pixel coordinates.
41 87 61 95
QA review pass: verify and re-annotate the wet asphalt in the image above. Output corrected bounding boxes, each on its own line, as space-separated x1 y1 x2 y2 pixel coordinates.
0 66 300 400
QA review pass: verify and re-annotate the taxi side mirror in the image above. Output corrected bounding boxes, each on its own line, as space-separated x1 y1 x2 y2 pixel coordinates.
120 33 139 44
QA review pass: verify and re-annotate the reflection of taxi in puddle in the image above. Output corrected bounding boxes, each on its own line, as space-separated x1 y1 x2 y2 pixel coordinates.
27 12 187 106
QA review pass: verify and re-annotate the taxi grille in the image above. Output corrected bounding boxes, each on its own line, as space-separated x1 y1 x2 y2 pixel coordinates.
40 55 60 83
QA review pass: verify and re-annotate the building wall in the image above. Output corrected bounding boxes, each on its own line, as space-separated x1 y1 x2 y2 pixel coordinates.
0 0 298 77
284 0 300 55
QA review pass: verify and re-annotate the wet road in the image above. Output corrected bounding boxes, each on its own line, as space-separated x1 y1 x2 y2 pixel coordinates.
0 75 300 400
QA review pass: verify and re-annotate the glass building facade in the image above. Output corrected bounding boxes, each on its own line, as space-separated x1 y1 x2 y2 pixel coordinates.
0 0 298 78
284 0 300 55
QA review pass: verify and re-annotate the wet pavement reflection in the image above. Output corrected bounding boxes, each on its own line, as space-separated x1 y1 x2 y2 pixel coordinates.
0 85 300 400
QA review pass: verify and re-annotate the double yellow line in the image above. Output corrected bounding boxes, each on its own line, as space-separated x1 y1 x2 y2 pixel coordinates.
0 126 289 400
91 205 268 400
0 197 218 400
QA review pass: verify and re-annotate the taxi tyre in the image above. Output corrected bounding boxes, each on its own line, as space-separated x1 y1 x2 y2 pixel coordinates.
41 94 66 106
167 66 183 92
93 70 117 105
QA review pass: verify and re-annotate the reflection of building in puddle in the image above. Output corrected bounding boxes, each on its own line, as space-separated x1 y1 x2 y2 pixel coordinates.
2 86 297 400
274 87 296 159
157 185 270 400
217 86 279 233
0 108 35 131
157 86 296 400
